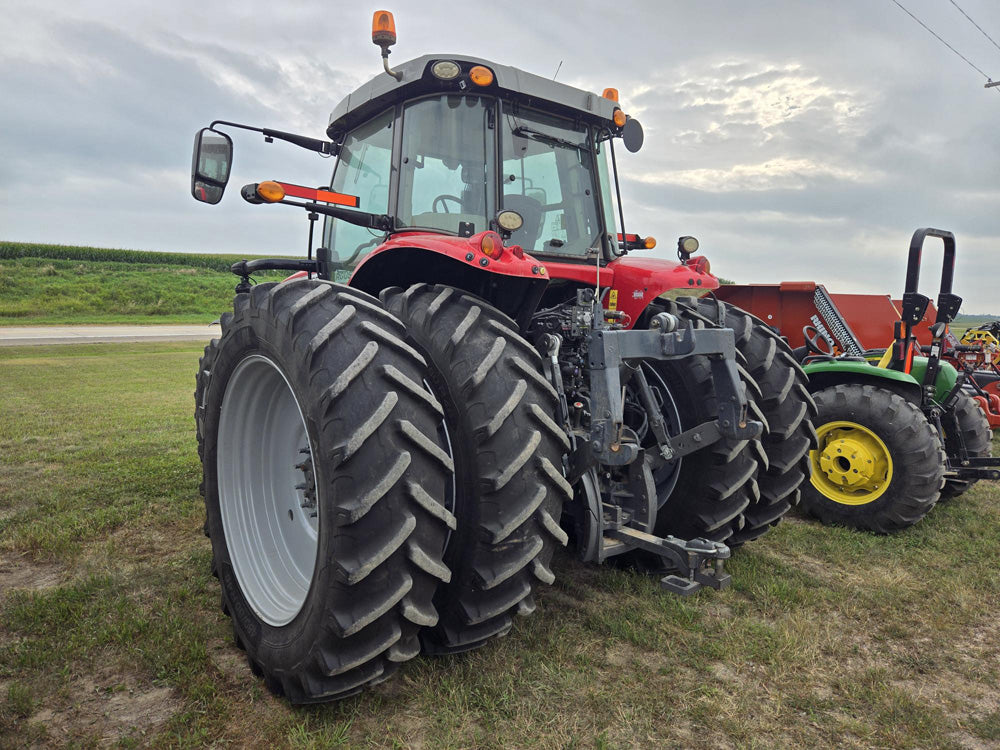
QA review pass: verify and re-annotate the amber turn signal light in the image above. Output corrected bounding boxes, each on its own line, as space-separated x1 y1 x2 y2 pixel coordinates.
613 109 627 128
469 66 494 86
643 236 656 250
256 181 286 203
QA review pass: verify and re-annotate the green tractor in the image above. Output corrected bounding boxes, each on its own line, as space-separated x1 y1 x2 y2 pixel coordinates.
795 228 995 532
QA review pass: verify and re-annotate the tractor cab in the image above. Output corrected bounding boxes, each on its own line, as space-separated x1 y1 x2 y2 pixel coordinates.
321 56 622 269
191 14 718 327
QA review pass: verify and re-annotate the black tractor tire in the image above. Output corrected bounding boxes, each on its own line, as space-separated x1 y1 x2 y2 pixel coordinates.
639 300 762 544
677 298 817 545
800 383 945 532
940 391 992 499
383 284 571 655
194 279 453 703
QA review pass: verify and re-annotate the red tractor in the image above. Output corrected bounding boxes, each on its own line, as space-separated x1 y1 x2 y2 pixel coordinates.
189 11 814 703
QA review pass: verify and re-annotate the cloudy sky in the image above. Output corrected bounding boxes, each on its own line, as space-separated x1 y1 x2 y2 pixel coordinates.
2 1 999 310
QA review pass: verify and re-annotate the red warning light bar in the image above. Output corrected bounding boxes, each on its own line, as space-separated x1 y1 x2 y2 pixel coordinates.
277 182 360 208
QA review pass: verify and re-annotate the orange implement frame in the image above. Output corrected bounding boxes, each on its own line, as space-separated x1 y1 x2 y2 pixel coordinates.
715 281 1000 427
714 282 938 352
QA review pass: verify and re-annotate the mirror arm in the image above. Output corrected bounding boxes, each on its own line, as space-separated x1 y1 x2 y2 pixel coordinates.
606 128 629 258
273 196 393 232
209 120 333 155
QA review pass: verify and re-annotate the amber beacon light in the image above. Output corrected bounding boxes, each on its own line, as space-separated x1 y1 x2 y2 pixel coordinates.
372 11 397 46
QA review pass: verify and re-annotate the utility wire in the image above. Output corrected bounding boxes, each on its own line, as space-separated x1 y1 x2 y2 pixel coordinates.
948 0 1000 55
889 0 1000 91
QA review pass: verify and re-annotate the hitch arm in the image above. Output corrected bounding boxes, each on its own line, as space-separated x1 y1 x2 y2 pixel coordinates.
609 527 732 595
586 326 762 465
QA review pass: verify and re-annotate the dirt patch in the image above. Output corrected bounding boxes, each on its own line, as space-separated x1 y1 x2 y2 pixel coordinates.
79 516 204 578
0 552 62 596
26 673 181 747
603 643 633 668
775 549 843 585
388 713 427 750
207 639 251 685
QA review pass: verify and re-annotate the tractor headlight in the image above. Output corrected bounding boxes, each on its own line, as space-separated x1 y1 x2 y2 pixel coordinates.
431 60 461 80
496 210 524 233
678 236 699 255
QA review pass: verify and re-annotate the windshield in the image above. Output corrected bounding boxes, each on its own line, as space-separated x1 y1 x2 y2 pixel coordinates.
397 95 493 235
500 105 606 257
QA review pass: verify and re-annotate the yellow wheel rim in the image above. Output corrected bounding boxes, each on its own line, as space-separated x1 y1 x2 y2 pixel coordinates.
809 420 893 505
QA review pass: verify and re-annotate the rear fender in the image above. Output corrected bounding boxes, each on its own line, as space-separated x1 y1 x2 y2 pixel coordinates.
909 357 959 405
803 361 922 403
349 246 546 331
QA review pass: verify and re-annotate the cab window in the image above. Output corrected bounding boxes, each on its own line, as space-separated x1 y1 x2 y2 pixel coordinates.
323 108 394 269
397 95 493 235
500 106 604 257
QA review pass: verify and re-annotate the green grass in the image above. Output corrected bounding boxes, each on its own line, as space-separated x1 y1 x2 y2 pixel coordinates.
2 347 1000 748
0 241 270 272
0 242 283 325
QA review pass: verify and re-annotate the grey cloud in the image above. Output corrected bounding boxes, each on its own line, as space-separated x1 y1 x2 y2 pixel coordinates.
2 0 999 310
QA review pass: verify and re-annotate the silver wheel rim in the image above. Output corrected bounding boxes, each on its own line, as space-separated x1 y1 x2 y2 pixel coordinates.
217 354 319 627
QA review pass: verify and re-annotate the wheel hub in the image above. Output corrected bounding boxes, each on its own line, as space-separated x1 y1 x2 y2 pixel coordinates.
810 421 893 506
818 434 880 490
217 354 319 627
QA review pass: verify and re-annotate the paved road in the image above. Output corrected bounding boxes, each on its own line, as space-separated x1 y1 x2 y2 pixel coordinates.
0 325 219 346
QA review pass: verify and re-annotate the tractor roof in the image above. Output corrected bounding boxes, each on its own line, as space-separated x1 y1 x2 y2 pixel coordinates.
326 54 618 140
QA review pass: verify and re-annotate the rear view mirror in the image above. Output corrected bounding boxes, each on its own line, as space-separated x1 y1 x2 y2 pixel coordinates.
191 128 233 204
622 118 644 153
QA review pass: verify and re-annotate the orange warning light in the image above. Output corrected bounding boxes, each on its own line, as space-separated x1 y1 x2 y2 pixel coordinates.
372 10 397 47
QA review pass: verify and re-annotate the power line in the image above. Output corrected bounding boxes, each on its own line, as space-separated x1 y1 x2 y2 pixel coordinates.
948 0 1000 56
889 0 1000 91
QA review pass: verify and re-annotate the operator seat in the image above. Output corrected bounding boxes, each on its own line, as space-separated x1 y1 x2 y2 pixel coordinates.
503 194 544 251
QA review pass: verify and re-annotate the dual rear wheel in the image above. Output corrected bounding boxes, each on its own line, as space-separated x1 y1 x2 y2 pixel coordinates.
195 282 812 703
196 280 567 702
643 298 816 546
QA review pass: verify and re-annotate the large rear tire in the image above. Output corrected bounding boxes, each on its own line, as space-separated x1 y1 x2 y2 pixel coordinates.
195 279 453 703
383 284 571 655
940 391 991 499
639 301 761 543
677 298 817 545
800 383 944 532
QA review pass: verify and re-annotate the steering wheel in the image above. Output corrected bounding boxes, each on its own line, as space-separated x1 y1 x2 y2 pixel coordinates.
432 194 462 213
341 235 382 267
803 325 835 356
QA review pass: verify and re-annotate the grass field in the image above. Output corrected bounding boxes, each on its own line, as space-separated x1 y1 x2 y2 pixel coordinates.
1 342 999 748
2 240 995 333
0 243 281 326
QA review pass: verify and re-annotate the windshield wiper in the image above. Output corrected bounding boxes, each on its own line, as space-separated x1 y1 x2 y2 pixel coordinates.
512 125 585 152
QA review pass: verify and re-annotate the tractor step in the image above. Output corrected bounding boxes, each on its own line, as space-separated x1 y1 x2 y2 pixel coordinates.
608 526 732 596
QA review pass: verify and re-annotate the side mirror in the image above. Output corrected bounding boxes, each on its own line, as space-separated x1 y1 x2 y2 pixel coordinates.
622 117 643 153
191 128 233 204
